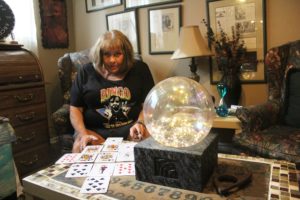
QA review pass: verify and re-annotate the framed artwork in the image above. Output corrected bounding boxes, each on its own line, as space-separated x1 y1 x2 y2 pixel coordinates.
125 0 181 10
85 0 122 13
207 0 267 84
39 0 69 48
148 5 181 54
106 10 140 54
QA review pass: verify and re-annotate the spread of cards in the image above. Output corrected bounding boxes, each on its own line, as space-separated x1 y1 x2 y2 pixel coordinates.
55 137 137 194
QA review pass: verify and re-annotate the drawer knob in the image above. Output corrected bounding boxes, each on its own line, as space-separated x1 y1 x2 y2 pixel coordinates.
19 155 38 166
14 93 34 102
16 112 35 122
16 132 36 143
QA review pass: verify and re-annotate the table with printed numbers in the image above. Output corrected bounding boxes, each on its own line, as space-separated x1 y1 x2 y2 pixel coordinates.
22 140 300 200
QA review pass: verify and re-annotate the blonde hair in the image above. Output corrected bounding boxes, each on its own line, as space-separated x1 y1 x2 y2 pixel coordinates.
90 30 134 71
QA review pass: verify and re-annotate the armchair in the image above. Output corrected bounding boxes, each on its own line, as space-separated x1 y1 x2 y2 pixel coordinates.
233 40 300 164
52 49 91 154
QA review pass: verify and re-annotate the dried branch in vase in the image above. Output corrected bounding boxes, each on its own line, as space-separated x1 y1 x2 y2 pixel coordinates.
202 19 247 75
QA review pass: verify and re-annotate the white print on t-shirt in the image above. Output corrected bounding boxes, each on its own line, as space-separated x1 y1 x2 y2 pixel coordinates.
96 87 133 128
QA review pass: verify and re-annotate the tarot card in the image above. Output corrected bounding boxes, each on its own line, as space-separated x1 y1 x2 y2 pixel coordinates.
55 153 81 164
89 163 115 176
104 137 123 145
102 143 119 152
80 176 110 194
95 152 118 163
113 162 135 176
81 145 103 154
116 150 135 162
65 163 93 177
77 153 98 163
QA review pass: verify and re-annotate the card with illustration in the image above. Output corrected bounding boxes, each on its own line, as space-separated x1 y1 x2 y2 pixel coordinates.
77 153 98 163
95 152 118 163
65 163 93 177
81 145 103 154
80 176 110 194
113 162 135 176
89 163 115 176
55 153 81 164
102 143 119 152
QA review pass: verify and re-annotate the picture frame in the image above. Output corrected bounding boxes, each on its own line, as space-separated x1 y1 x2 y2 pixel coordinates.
207 0 267 84
125 0 181 10
106 10 140 54
148 5 181 54
85 0 122 13
39 0 69 49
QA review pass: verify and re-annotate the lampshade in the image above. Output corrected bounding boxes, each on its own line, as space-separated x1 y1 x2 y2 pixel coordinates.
171 25 212 60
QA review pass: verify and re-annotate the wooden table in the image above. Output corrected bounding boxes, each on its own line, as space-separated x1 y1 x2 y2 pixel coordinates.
212 115 241 133
212 115 242 154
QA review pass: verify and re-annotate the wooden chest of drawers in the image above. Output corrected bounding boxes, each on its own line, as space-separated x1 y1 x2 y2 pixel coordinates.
0 48 51 178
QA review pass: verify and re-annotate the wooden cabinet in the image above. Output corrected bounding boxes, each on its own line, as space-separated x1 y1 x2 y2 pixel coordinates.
0 48 51 178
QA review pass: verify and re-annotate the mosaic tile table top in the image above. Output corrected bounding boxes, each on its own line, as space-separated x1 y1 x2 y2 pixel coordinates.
23 154 300 200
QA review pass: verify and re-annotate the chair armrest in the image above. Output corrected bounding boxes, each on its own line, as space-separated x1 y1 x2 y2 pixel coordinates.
236 100 281 132
51 104 73 136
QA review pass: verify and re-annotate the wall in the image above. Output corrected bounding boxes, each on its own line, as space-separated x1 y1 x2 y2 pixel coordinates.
71 0 300 106
35 0 300 138
33 0 75 139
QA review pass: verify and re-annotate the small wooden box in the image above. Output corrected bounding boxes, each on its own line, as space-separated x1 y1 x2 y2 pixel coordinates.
134 133 218 192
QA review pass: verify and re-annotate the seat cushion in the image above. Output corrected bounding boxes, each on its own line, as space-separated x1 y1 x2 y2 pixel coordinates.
60 134 74 154
284 69 300 128
233 125 300 163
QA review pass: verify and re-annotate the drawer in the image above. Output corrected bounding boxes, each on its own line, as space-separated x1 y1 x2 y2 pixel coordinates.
12 120 49 153
0 87 46 109
14 143 51 178
0 50 42 85
1 103 47 127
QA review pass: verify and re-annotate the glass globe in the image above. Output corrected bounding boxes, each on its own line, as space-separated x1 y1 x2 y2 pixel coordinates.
143 76 215 148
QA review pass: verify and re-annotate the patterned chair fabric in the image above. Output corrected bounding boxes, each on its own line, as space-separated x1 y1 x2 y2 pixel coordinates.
52 49 91 154
233 40 300 164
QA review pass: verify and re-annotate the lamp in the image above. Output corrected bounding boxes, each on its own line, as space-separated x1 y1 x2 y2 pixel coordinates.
171 25 212 82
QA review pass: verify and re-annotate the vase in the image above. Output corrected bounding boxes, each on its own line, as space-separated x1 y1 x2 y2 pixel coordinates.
216 82 229 117
219 72 241 107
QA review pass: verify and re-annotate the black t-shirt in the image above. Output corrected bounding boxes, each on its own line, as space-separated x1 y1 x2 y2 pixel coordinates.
70 60 154 139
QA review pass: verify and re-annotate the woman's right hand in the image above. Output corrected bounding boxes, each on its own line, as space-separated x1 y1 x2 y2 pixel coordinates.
72 130 105 153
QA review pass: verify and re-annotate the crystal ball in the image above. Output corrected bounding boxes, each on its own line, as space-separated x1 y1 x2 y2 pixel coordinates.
143 76 215 148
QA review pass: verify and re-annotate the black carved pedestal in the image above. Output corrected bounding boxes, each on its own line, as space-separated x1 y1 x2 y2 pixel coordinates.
134 133 218 192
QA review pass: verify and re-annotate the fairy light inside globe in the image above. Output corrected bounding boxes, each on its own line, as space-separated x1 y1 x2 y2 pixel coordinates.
143 77 215 148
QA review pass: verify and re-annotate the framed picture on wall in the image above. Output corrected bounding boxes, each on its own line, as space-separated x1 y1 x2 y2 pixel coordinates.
125 0 181 10
148 5 181 54
85 0 122 13
106 10 140 54
207 0 267 84
39 0 69 48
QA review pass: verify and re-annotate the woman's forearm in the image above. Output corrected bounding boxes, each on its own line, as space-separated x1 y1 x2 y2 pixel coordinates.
70 105 88 136
137 104 145 122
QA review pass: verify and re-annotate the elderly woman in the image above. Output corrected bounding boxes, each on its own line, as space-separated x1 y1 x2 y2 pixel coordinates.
70 30 154 152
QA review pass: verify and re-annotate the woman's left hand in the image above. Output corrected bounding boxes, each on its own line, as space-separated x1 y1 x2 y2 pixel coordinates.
129 121 149 142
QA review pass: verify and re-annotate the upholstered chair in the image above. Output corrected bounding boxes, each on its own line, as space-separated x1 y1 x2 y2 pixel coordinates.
52 49 91 154
233 40 300 165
